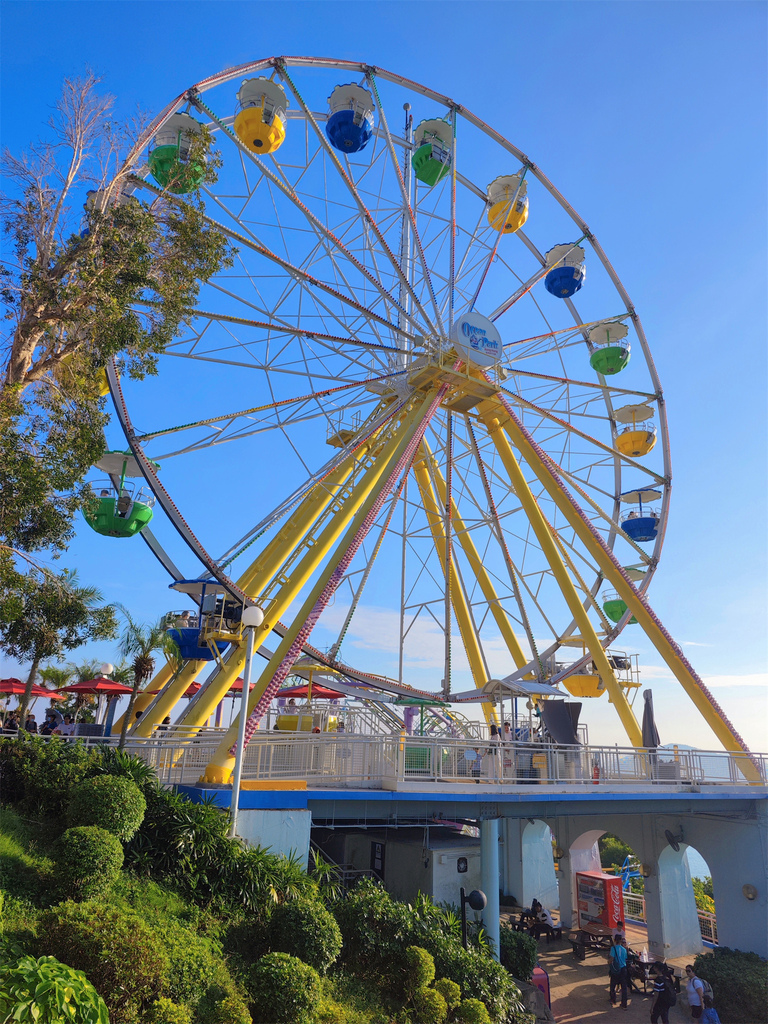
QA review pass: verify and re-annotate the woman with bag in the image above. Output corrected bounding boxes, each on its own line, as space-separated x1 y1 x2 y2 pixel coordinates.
685 965 705 1020
609 936 629 1010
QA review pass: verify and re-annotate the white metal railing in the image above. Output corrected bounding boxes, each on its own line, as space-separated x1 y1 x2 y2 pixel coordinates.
622 891 718 945
1 732 765 791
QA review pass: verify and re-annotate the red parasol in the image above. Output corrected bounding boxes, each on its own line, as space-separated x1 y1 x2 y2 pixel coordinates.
0 678 66 700
60 677 134 696
229 678 256 694
278 683 345 700
147 682 201 698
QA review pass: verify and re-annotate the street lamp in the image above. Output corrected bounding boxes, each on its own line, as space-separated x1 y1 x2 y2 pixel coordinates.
229 604 264 838
460 887 487 949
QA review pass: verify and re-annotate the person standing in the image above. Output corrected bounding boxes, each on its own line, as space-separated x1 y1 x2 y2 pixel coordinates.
487 723 500 781
24 713 37 733
609 936 629 1010
684 965 705 1020
649 963 675 1024
700 995 721 1024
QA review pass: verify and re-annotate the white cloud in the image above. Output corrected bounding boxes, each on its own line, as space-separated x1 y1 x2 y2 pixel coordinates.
702 672 768 689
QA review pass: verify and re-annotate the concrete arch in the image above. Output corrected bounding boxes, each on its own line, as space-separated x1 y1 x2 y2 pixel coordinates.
501 818 558 910
656 843 704 958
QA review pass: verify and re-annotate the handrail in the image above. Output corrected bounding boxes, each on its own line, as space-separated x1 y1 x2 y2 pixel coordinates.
2 732 764 791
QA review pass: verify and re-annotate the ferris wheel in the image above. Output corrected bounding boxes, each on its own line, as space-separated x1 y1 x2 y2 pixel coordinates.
92 57 756 782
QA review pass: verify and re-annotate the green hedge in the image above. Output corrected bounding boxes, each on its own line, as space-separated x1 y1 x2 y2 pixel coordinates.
694 947 768 1024
269 899 342 974
39 901 169 1024
498 926 538 983
68 775 146 841
55 826 124 900
413 985 448 1024
247 952 320 1024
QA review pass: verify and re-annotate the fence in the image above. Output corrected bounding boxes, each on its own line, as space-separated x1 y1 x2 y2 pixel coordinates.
623 891 718 945
111 732 767 791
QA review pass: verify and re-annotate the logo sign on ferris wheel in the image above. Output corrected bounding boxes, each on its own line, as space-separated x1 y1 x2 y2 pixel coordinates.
451 311 502 367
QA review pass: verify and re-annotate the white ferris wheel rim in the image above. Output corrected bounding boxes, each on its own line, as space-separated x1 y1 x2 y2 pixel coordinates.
105 55 671 686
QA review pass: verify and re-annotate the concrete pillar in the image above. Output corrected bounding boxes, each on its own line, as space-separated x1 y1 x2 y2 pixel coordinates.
481 818 501 961
502 818 525 903
704 805 768 958
502 819 559 910
235 807 312 868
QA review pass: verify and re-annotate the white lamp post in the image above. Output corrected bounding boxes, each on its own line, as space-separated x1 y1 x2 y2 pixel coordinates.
97 663 115 725
229 604 264 838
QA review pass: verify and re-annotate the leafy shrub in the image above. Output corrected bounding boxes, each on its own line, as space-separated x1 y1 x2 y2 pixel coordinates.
403 945 436 997
334 879 524 1023
0 735 103 819
195 960 252 1024
40 901 169 1023
55 825 124 899
145 997 193 1024
694 947 768 1024
158 919 220 1006
498 926 537 982
454 998 492 1024
434 977 461 1010
0 953 110 1024
68 774 146 840
247 952 320 1024
269 898 342 974
413 986 448 1024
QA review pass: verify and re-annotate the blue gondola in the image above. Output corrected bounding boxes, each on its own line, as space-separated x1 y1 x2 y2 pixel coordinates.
326 84 374 153
166 627 228 662
620 487 662 543
544 243 586 298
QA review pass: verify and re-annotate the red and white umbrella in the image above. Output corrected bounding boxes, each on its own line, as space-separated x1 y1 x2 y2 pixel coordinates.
0 678 66 700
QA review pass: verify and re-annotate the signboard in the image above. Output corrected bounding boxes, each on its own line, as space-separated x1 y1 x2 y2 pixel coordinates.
450 311 502 367
575 870 623 930
370 840 385 880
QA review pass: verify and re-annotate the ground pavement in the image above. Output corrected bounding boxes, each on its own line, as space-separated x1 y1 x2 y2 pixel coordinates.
504 914 695 1023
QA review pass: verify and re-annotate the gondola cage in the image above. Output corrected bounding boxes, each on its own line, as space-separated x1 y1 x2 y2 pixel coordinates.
544 243 586 297
326 83 374 153
233 77 288 155
148 112 206 194
411 118 452 186
487 173 529 234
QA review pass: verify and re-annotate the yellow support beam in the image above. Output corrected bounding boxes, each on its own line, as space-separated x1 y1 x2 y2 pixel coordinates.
202 391 440 782
181 404 426 733
132 436 376 736
112 659 174 733
477 403 643 748
488 395 761 780
412 445 497 727
426 443 530 672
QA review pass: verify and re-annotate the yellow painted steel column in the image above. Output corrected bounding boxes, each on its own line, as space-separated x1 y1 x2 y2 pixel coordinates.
112 660 175 732
426 445 529 671
491 397 761 780
202 392 440 783
477 405 643 748
180 408 424 733
132 442 371 736
412 446 497 727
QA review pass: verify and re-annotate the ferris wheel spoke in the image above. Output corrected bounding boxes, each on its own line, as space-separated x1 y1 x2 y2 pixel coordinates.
191 96 431 338
201 279 402 361
505 364 656 401
276 62 441 338
365 72 447 340
500 387 666 484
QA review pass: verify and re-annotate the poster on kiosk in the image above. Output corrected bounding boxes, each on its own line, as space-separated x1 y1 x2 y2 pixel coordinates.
575 871 624 930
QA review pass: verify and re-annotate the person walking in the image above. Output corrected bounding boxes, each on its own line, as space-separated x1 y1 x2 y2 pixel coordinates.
684 965 705 1020
609 935 629 1010
649 963 676 1024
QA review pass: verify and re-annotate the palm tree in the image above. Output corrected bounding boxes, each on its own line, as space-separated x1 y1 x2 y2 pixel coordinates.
117 609 179 750
65 659 102 722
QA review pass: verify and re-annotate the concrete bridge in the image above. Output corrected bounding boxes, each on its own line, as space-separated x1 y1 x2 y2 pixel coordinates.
123 729 768 964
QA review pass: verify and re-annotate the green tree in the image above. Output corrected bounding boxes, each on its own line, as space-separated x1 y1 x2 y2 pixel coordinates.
117 609 178 748
0 73 234 668
1 572 116 726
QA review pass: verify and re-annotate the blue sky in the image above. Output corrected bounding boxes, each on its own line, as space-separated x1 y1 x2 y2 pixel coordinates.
2 1 766 752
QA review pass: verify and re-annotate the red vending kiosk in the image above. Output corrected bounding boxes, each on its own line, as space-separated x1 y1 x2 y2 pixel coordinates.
575 870 624 930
